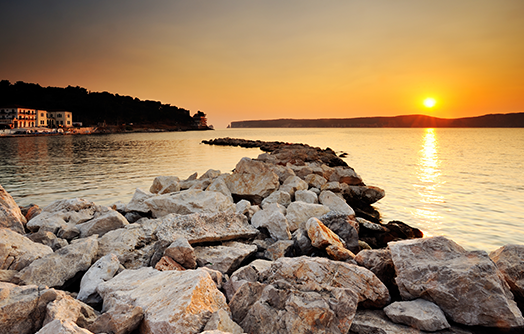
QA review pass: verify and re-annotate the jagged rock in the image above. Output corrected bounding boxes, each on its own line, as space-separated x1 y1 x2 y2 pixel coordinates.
321 181 344 193
156 212 259 245
97 267 229 334
164 237 197 269
490 244 524 302
295 189 318 204
0 184 26 233
0 282 62 334
16 235 98 288
285 201 330 231
150 175 181 194
200 169 222 180
290 164 315 179
384 299 450 331
306 217 355 261
145 189 235 217
389 236 524 328
77 210 129 238
260 190 291 208
124 211 143 223
206 176 234 202
0 269 17 282
304 173 327 189
224 260 272 301
319 190 355 215
345 185 385 205
28 230 68 251
0 228 53 271
26 212 68 234
203 309 244 334
235 200 260 220
267 164 296 183
194 241 257 275
57 224 80 240
154 255 185 271
225 157 280 204
87 303 143 334
43 291 98 329
279 175 308 198
250 204 291 241
329 166 362 185
354 249 398 299
292 228 314 256
320 212 359 254
125 188 155 213
20 204 42 222
36 319 93 334
264 240 294 261
77 253 121 304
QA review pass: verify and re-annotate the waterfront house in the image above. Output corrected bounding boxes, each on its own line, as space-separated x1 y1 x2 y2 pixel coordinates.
0 105 73 129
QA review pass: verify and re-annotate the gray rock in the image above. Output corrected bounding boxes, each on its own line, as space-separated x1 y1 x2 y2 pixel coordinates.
97 267 229 334
279 175 308 198
145 189 236 217
261 190 291 209
223 259 273 301
0 269 17 282
267 164 296 184
345 185 385 205
304 173 327 189
329 166 362 185
250 204 291 241
225 157 280 204
194 241 257 275
384 299 450 331
28 230 68 251
87 302 143 334
354 249 396 295
294 189 318 204
164 237 197 269
264 240 294 261
490 244 524 302
0 228 53 271
389 236 524 328
319 190 355 215
149 175 181 194
77 253 121 304
306 217 355 261
16 235 98 288
292 228 314 256
156 212 259 245
285 201 330 231
0 184 26 233
320 212 359 254
206 176 234 202
77 210 129 238
125 188 154 213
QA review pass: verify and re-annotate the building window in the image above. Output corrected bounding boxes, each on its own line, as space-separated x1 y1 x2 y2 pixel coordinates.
67 121 70 125
67 114 70 118
58 114 62 117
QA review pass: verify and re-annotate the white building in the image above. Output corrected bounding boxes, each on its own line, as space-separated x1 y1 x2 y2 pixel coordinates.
47 111 73 127
0 105 73 129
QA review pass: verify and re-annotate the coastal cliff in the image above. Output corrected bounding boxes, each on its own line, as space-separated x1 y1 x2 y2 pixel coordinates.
1 139 523 334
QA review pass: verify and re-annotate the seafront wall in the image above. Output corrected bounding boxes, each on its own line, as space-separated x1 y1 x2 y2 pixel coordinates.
1 138 523 334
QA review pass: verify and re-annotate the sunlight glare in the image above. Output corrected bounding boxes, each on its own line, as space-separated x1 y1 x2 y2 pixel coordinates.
423 98 437 108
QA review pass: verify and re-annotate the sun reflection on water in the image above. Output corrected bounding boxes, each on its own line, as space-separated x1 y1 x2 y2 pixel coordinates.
412 128 444 233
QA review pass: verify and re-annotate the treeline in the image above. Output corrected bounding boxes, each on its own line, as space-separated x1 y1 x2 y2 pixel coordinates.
230 113 524 128
0 80 197 127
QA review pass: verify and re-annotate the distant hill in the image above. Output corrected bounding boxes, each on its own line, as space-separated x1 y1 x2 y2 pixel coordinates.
230 113 524 128
0 80 209 129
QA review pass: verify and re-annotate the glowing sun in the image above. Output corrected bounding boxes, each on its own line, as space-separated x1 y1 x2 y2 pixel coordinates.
423 97 437 108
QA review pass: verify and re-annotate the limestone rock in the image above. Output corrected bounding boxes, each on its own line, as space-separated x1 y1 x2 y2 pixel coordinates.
235 200 259 220
0 184 26 233
224 260 273 301
87 303 143 334
43 291 98 328
389 236 524 328
36 320 93 334
279 175 308 198
145 189 235 217
206 176 234 202
264 240 294 261
320 212 359 254
154 255 185 271
150 175 181 194
0 228 53 271
16 235 98 288
164 237 197 269
28 230 68 251
77 209 129 238
156 212 259 245
20 203 42 222
267 164 296 183
295 189 318 204
384 299 450 332
304 173 327 189
345 185 385 205
319 190 355 215
329 166 362 185
97 267 229 334
194 241 257 275
490 244 524 302
250 204 291 241
0 282 62 334
306 218 355 261
26 212 68 234
200 169 222 180
77 253 121 304
354 249 397 298
0 269 17 282
292 228 314 256
349 309 434 334
125 188 155 213
225 157 280 204
260 190 291 208
285 201 330 231
203 309 244 334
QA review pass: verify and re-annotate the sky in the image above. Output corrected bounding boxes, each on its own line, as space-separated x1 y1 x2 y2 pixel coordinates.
1 1 523 128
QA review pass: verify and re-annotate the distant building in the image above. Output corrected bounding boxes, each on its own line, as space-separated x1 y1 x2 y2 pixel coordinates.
0 105 73 129
192 111 208 129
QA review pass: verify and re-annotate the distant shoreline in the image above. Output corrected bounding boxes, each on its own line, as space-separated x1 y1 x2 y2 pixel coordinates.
229 112 524 128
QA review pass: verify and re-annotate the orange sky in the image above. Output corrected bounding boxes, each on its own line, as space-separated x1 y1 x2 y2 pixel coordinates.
1 1 523 128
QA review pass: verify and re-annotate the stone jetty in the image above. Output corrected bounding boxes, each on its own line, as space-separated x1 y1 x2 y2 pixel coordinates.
1 138 523 334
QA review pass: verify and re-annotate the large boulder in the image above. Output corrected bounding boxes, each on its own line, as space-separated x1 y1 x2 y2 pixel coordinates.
354 248 398 299
194 241 257 275
285 201 330 231
490 244 524 303
0 185 26 233
224 157 280 204
15 235 98 288
144 189 235 217
383 299 450 332
156 212 259 245
77 253 121 304
0 228 53 271
97 267 230 334
389 236 524 328
250 204 291 241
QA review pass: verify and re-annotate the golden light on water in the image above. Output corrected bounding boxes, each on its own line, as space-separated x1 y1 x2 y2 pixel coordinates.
413 128 444 230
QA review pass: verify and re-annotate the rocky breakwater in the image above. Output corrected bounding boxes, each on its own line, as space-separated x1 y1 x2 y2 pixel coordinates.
0 140 523 334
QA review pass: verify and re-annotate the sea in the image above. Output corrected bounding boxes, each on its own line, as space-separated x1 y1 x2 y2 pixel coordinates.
1 128 523 252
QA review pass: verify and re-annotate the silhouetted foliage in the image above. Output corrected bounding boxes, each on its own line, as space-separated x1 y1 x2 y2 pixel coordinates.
0 80 195 127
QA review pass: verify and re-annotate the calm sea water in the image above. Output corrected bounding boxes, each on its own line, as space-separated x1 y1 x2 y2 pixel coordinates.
1 128 523 252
